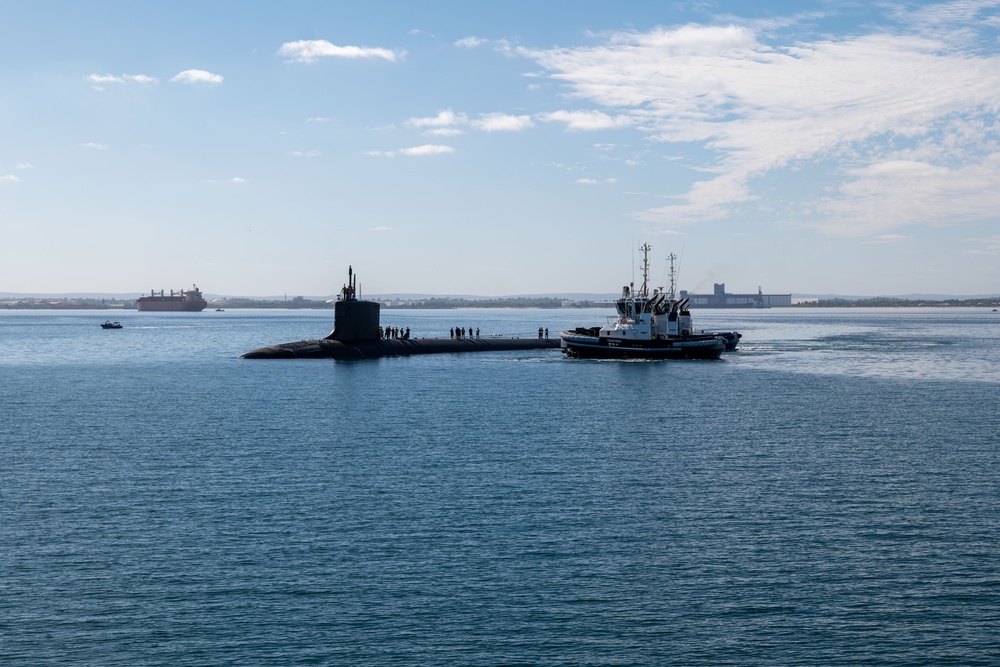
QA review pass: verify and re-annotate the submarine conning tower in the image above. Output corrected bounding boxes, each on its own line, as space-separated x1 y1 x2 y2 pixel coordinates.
325 266 380 342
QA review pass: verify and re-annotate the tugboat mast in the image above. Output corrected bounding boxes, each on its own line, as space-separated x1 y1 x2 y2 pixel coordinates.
638 243 651 299
667 252 678 300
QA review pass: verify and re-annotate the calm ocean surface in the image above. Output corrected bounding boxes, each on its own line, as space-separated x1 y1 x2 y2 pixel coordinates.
2 307 999 666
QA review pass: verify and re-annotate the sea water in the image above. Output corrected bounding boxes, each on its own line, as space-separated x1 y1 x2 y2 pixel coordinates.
2 307 999 666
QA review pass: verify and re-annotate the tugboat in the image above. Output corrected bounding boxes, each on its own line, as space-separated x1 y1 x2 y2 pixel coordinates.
560 244 740 360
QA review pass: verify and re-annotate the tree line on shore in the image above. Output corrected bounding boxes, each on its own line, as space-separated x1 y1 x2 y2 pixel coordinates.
216 296 587 309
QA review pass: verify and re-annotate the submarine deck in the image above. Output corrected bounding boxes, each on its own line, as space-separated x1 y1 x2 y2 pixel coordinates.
241 337 562 359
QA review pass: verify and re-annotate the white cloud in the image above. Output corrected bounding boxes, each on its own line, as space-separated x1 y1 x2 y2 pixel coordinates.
424 128 466 137
538 110 633 131
405 109 467 129
1 174 20 182
278 39 402 63
16 162 33 169
455 36 487 48
368 144 455 158
171 69 223 85
289 150 321 158
399 144 455 156
81 142 108 150
520 17 1000 235
471 113 534 132
307 116 333 123
577 177 618 185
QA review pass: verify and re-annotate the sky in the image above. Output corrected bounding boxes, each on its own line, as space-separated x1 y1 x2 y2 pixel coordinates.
2 0 1000 297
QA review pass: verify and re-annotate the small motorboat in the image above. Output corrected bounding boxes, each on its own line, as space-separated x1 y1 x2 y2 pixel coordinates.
101 321 123 329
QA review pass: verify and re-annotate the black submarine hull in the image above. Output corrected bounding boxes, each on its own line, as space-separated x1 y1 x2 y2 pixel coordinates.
241 337 561 359
241 267 561 360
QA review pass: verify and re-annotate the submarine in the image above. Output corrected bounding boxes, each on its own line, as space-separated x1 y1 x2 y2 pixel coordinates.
240 267 561 359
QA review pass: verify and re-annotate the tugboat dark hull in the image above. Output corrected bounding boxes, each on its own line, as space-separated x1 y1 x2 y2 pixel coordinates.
560 330 725 360
707 331 742 351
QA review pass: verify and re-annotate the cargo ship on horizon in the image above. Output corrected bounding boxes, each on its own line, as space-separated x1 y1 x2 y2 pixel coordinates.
136 284 208 312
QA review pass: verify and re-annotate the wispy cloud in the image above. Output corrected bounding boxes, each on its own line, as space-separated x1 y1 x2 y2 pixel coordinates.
307 116 334 123
816 154 1000 237
171 69 223 85
367 144 455 157
16 162 33 169
0 174 20 182
86 73 158 89
81 142 108 150
278 39 402 63
289 150 321 158
964 234 1000 255
577 177 618 185
405 109 533 134
519 11 1000 236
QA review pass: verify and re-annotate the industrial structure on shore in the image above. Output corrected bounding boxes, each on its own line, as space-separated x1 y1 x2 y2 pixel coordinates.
679 284 792 308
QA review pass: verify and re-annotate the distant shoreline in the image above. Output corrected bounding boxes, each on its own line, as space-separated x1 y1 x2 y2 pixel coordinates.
3 295 1000 310
793 297 1000 308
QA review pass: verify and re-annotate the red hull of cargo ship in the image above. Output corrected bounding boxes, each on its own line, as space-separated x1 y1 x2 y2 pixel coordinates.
136 298 207 312
136 285 208 312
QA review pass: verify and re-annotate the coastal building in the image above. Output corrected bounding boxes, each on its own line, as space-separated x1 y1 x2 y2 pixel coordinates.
679 283 792 308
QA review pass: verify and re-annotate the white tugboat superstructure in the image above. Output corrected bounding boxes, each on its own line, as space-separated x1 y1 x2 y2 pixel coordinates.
560 244 741 360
